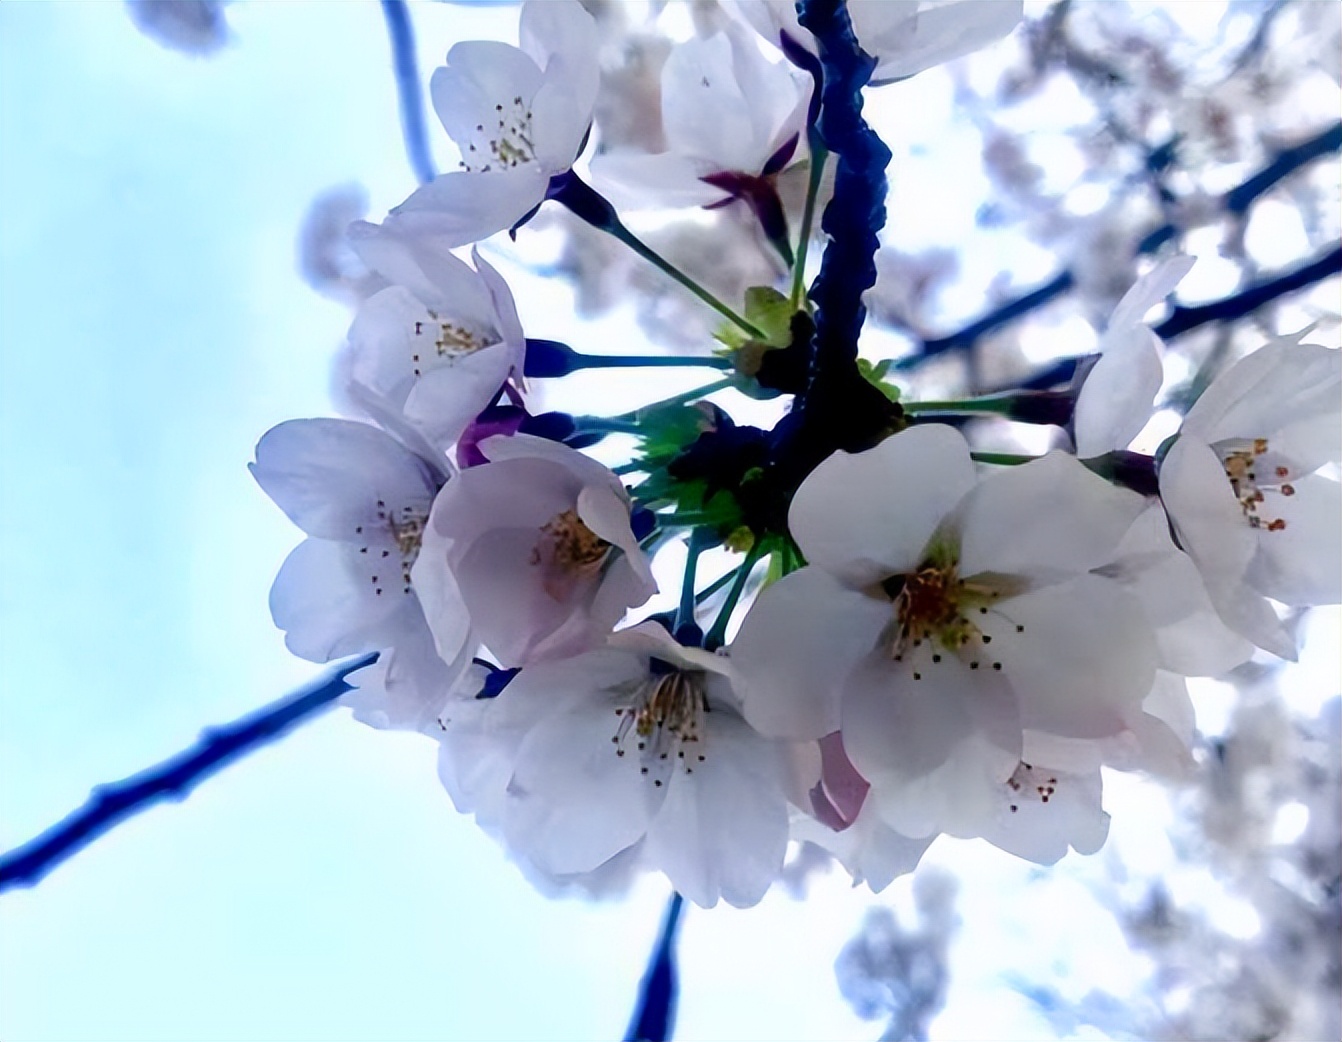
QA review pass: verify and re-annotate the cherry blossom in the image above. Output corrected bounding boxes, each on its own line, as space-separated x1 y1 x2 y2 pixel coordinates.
443 623 793 907
412 434 656 669
345 225 525 453
250 417 474 728
590 29 809 212
1160 336 1341 658
731 424 1157 841
376 0 599 247
730 0 1023 85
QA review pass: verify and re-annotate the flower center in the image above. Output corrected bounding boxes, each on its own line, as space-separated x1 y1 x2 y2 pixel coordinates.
1220 438 1294 532
1004 761 1059 814
530 509 612 601
354 499 429 596
881 561 1023 676
458 96 536 173
612 668 709 785
410 311 490 377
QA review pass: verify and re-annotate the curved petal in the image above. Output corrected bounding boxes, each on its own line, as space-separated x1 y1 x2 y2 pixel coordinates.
519 0 599 118
842 651 1020 838
431 41 544 146
344 610 471 733
250 418 435 539
730 567 890 740
992 575 1156 739
865 1 1022 82
661 33 758 172
789 424 976 587
957 452 1144 582
1073 325 1163 457
976 762 1109 864
1248 473 1342 606
1183 339 1341 447
387 167 550 248
1107 254 1194 331
503 689 657 875
402 343 516 449
644 709 790 908
269 538 419 662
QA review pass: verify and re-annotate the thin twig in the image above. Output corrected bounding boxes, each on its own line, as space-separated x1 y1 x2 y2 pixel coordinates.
381 0 436 186
0 653 378 894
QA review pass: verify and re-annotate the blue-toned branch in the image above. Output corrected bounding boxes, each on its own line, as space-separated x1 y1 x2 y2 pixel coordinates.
987 240 1342 393
0 653 378 894
901 119 1342 369
625 892 687 1042
381 0 436 186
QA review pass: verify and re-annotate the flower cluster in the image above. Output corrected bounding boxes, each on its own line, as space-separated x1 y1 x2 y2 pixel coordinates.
252 0 1339 907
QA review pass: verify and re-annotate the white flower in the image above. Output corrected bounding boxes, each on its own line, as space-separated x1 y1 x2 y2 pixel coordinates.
590 29 809 209
488 623 792 907
413 434 656 669
250 418 473 728
345 224 525 453
730 0 1022 85
1160 336 1341 658
731 424 1157 841
1072 254 1196 459
379 0 599 246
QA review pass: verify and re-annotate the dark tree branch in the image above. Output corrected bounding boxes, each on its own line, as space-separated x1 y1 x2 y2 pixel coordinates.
0 653 378 894
903 119 1342 369
987 241 1342 393
381 0 436 186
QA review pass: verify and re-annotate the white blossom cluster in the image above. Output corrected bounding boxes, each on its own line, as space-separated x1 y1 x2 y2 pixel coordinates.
251 0 1339 909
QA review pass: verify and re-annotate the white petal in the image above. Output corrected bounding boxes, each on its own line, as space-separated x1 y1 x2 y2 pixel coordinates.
1073 325 1163 457
519 0 599 120
730 567 890 739
250 418 435 540
661 34 759 173
842 651 1020 838
504 686 658 876
402 343 516 448
431 41 544 146
344 611 471 733
269 538 418 662
577 482 655 590
1160 438 1295 658
387 167 550 248
864 1 1022 82
789 424 976 586
992 575 1156 739
347 221 494 322
976 762 1108 864
645 709 790 908
1183 339 1341 447
1248 473 1342 606
956 452 1144 582
1107 254 1194 331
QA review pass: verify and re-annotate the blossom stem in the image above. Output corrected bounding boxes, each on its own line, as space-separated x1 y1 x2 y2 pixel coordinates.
614 377 735 421
704 540 767 650
790 144 829 308
676 529 711 637
904 398 1013 415
603 222 769 340
904 391 1076 426
547 172 766 340
574 416 646 435
0 653 377 893
575 353 733 371
970 451 1040 466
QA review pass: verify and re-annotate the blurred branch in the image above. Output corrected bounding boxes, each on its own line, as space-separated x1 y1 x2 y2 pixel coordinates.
901 120 1342 370
381 0 436 186
990 241 1342 393
0 653 377 894
625 893 686 1042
